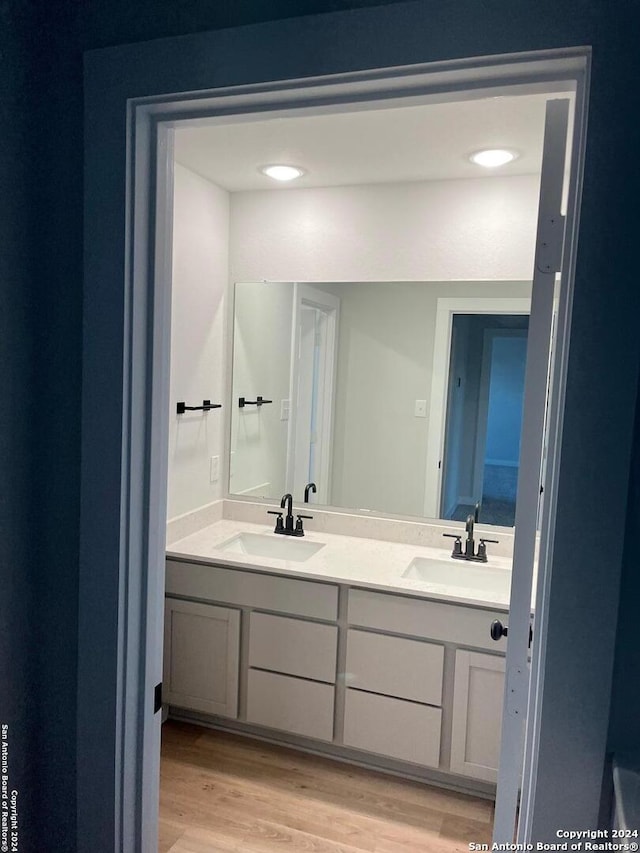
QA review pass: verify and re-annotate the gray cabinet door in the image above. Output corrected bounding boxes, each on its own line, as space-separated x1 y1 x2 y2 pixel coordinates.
163 598 240 717
450 649 505 782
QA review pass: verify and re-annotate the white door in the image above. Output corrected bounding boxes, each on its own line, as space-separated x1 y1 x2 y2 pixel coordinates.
492 98 571 842
292 306 318 493
287 284 340 504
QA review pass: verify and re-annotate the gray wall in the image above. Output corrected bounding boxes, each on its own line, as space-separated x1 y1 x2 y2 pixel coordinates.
2 0 639 847
326 282 531 517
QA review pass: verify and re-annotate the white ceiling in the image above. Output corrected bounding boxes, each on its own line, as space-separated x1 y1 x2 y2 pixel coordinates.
174 92 574 192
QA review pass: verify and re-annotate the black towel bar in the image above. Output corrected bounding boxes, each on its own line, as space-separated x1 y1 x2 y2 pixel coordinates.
238 396 273 408
176 399 222 414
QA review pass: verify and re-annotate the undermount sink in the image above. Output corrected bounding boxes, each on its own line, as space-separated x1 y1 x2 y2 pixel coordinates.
217 532 325 563
403 556 511 597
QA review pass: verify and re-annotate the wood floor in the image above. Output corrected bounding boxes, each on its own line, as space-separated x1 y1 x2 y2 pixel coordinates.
159 720 494 852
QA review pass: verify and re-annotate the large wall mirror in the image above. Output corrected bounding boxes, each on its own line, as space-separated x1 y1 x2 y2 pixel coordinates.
229 280 533 527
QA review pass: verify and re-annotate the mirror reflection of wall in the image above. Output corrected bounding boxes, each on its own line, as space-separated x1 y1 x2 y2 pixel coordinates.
229 280 532 524
230 282 293 498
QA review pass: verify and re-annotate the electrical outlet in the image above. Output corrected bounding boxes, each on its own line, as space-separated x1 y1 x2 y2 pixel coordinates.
414 399 427 418
209 455 220 483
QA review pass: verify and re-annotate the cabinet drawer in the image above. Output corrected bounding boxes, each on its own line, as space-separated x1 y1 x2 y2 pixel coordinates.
346 629 443 704
348 588 507 651
246 669 334 741
343 688 441 767
166 558 338 621
249 613 337 683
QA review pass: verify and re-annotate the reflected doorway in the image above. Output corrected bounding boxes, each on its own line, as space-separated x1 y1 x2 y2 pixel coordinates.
441 314 529 526
287 284 340 505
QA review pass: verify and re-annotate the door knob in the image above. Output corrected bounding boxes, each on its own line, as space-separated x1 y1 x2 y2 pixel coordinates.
490 620 533 645
490 619 508 641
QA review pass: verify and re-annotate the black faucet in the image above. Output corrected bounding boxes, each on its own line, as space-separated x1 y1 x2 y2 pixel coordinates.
304 482 317 503
281 493 294 532
464 513 476 558
443 511 499 563
268 493 313 537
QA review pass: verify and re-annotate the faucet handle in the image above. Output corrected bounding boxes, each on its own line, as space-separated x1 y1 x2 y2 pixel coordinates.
443 533 463 557
294 513 313 536
479 538 499 544
267 510 284 533
476 537 499 562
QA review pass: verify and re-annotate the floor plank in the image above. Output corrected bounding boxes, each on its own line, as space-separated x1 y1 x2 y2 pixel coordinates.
159 721 494 852
159 818 186 853
187 728 493 822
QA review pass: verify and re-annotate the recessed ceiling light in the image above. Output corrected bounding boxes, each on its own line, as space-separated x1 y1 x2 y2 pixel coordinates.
469 149 518 168
260 164 306 182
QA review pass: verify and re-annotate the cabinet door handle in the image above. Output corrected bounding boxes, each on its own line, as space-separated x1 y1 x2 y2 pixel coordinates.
490 619 508 641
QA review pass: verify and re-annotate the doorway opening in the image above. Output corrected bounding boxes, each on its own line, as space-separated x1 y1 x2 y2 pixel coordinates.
442 313 530 527
160 90 573 849
80 46 592 852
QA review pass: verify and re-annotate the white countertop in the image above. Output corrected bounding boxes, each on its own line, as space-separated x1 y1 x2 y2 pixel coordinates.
168 518 512 610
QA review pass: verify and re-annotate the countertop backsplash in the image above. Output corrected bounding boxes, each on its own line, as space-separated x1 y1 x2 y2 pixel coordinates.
167 498 515 559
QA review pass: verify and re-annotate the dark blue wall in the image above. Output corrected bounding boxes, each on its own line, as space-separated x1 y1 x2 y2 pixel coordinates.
0 4 39 850
608 387 640 755
2 0 639 847
16 2 416 849
485 336 528 468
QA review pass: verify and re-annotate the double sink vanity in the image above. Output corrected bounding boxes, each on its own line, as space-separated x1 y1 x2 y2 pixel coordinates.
163 501 512 794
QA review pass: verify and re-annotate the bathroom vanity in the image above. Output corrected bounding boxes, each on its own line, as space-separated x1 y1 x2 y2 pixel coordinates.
163 272 529 796
163 513 511 794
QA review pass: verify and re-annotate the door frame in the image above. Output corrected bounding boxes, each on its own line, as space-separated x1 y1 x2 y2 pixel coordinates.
286 284 340 504
424 296 531 517
81 23 595 852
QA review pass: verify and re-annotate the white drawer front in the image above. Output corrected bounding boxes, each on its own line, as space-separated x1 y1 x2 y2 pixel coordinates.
166 559 338 621
246 669 335 741
343 689 441 767
348 588 507 651
249 613 337 683
346 629 443 705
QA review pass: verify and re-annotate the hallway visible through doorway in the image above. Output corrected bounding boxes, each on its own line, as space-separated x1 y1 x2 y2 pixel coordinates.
443 314 529 526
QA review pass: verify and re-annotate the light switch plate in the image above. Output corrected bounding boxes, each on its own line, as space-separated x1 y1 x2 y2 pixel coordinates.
210 455 220 483
414 399 427 418
280 399 290 421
